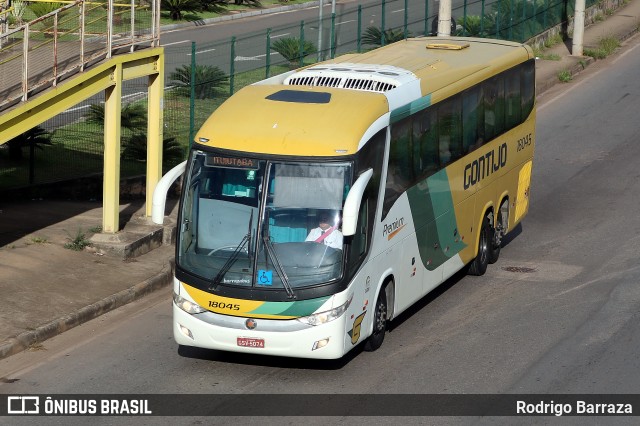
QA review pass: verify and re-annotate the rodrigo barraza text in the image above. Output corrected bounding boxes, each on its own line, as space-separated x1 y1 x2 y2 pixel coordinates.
516 400 632 416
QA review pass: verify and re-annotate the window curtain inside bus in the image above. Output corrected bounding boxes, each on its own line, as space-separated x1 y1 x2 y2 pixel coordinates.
273 164 344 209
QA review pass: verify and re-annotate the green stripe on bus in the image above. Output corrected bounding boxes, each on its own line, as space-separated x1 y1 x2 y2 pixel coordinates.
248 296 331 317
390 95 431 123
407 170 466 271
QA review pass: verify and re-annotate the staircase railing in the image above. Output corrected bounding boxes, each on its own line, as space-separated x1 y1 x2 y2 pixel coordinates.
0 0 160 111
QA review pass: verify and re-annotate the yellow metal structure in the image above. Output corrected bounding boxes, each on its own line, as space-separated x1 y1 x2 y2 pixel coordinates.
0 48 165 234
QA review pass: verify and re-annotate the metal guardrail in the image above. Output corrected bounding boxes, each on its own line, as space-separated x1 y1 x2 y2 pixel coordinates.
0 0 160 111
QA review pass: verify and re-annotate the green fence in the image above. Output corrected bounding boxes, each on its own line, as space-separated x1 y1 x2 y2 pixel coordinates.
0 0 605 194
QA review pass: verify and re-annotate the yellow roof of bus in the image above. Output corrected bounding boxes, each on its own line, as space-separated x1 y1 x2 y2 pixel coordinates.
194 37 533 157
195 85 389 157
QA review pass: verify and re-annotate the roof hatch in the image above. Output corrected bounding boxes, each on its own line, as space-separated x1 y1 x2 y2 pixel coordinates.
426 42 470 50
284 63 417 93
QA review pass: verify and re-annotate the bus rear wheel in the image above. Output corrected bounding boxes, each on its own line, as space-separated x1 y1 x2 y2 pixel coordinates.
364 285 388 351
468 216 492 276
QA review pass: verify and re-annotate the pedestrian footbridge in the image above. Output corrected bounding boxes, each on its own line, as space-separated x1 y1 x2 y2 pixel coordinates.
0 0 164 233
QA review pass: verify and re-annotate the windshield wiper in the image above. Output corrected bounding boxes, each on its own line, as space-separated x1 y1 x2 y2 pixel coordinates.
262 234 295 299
209 211 253 291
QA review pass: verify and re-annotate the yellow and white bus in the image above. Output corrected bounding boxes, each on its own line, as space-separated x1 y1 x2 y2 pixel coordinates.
166 36 535 359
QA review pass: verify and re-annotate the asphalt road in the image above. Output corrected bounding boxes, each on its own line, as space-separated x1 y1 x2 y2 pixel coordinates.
1 32 639 426
160 0 473 74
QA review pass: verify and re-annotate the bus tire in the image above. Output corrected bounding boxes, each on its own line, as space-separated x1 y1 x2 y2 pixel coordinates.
364 284 388 352
468 216 491 276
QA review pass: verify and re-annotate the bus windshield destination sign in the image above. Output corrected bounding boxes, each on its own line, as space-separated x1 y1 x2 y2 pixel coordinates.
206 156 259 170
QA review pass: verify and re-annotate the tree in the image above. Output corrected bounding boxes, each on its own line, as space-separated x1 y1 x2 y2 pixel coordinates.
270 37 316 69
6 125 52 161
169 64 228 99
28 2 64 18
161 0 202 21
84 103 148 133
123 133 184 166
361 26 406 46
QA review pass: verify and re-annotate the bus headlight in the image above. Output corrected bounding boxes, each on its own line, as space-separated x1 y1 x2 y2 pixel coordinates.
297 295 352 326
173 293 207 314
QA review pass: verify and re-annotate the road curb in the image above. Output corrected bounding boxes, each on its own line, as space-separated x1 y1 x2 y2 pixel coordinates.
0 260 175 361
537 56 594 95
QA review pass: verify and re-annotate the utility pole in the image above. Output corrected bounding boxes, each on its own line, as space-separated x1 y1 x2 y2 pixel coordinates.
318 0 323 61
437 0 452 36
572 0 586 56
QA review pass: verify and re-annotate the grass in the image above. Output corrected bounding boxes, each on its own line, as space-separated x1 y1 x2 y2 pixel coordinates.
30 236 48 244
558 69 572 83
64 228 92 251
584 35 620 59
543 33 564 49
537 53 561 61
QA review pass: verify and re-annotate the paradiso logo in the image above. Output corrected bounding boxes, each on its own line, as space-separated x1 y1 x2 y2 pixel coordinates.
383 217 406 240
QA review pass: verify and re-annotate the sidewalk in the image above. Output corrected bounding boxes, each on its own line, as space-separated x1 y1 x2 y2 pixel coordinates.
534 0 640 94
1 1 639 361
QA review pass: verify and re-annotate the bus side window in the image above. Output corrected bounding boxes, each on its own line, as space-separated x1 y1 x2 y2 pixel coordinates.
521 60 535 120
438 97 462 167
350 129 385 272
389 119 414 188
385 118 413 214
484 75 505 141
505 68 521 130
462 85 484 153
412 118 423 177
419 109 439 178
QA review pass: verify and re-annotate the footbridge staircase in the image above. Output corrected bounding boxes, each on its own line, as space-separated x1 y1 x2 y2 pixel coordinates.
0 0 164 234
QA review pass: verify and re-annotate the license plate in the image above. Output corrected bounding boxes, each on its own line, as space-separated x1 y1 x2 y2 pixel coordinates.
237 337 265 348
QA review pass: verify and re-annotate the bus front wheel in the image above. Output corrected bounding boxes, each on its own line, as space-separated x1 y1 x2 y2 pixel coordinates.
468 216 492 276
364 284 388 351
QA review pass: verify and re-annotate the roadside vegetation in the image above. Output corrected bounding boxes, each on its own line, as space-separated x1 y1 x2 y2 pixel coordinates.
583 35 620 59
64 228 92 251
160 0 310 24
558 69 572 83
270 37 317 69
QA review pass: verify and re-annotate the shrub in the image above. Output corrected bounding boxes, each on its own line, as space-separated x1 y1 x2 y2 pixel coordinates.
558 69 572 83
456 15 494 37
5 126 52 161
271 37 317 69
84 103 148 133
361 26 406 46
161 0 203 21
123 133 185 166
169 64 228 99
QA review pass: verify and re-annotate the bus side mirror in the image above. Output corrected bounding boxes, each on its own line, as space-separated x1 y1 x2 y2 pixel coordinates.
342 169 373 236
152 160 187 225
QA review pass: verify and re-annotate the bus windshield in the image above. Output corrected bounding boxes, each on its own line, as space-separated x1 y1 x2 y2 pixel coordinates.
178 150 352 292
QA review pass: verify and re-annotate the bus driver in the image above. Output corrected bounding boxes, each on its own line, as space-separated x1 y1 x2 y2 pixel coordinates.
305 211 343 249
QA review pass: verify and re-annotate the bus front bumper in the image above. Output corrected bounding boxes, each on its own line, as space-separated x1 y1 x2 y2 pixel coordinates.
173 303 347 359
